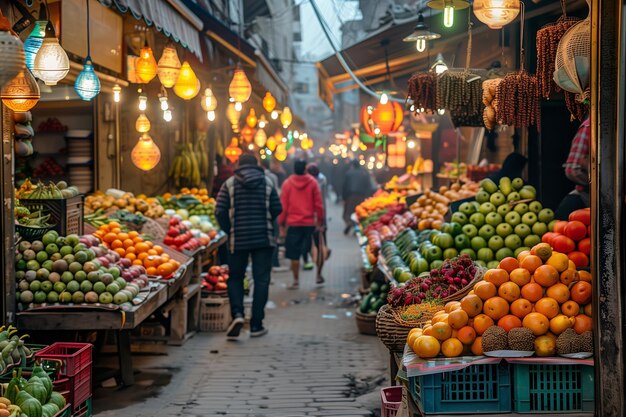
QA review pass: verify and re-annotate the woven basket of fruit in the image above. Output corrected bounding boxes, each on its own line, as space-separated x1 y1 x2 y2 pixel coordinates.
376 302 443 352
355 311 377 336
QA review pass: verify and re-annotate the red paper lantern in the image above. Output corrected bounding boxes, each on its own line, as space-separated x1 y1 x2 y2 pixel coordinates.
240 125 255 144
224 137 243 163
360 101 404 136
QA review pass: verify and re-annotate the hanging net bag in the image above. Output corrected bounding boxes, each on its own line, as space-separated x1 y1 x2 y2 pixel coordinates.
407 72 438 113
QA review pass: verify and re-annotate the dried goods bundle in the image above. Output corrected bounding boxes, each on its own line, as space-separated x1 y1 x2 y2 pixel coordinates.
495 71 540 128
482 78 502 130
436 71 484 127
407 72 438 113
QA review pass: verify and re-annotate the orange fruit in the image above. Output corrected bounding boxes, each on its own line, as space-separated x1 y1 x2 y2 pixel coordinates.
147 249 158 256
103 233 117 243
520 255 542 274
578 270 592 282
568 260 577 270
432 312 449 325
125 253 136 261
534 297 560 319
108 221 121 229
146 266 158 276
110 227 121 234
415 336 441 358
431 322 452 341
530 243 553 262
153 245 164 255
444 301 461 313
523 312 550 336
561 300 580 316
123 239 135 248
498 282 521 303
499 257 520 273
133 237 144 244
128 231 139 238
135 242 149 253
483 297 510 321
509 268 531 287
546 253 570 273
132 259 143 266
114 248 126 257
125 246 136 254
460 294 483 318
570 281 592 304
474 281 497 301
456 326 476 345
138 252 149 261
498 314 523 333
573 314 593 334
534 265 560 287
546 283 570 304
534 335 557 356
117 232 129 242
111 239 124 249
549 314 576 335
423 326 434 337
517 250 531 262
559 269 579 286
473 314 495 335
510 298 533 319
484 269 510 287
441 338 464 358
448 309 469 330
521 282 544 302
471 336 483 355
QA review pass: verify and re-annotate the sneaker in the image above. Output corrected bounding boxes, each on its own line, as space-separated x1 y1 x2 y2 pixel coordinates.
272 266 289 272
303 262 315 270
226 314 245 340
250 326 268 337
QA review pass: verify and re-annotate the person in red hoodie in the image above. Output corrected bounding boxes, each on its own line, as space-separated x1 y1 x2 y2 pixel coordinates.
279 160 324 289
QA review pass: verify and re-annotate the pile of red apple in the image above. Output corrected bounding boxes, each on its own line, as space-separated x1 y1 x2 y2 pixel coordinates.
201 265 229 293
542 208 591 268
163 217 203 253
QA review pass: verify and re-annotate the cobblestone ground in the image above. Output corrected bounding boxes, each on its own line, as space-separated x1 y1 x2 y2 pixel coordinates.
94 201 389 417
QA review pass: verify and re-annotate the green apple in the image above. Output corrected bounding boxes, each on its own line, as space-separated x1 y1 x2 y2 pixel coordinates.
487 260 500 269
538 208 555 224
477 247 495 262
475 190 490 204
490 192 506 207
451 212 468 225
455 234 471 250
507 192 521 203
523 234 541 248
426 246 443 262
443 248 459 259
548 219 558 231
447 222 463 237
496 247 515 261
472 201 481 212
505 211 522 226
528 201 543 213
532 222 548 236
512 177 525 190
479 202 496 215
514 247 531 257
514 223 532 239
460 248 477 260
505 234 522 250
436 233 454 249
520 185 536 200
459 202 476 216
514 203 529 215
481 178 498 194
479 225 496 241
496 223 514 238
469 213 486 228
497 204 512 216
488 235 505 251
485 212 503 227
462 224 478 238
499 177 512 195
522 212 538 226
470 236 488 252
475 260 487 268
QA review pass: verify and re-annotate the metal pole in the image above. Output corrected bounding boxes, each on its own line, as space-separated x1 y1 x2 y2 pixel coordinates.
114 101 121 189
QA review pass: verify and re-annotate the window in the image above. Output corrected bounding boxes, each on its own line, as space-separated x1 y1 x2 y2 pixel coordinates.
294 82 309 94
294 32 302 42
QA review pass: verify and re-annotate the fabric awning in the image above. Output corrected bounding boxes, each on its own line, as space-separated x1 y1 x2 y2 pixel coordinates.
102 0 203 61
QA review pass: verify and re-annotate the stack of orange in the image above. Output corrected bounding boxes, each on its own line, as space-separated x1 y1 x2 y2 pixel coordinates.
94 222 181 278
162 187 214 204
408 242 593 359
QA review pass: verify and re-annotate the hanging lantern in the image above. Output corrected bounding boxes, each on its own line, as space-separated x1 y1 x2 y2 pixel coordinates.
266 135 277 151
427 0 470 28
24 8 47 72
173 61 200 100
246 108 258 128
274 143 287 161
131 133 161 171
280 107 293 128
1 69 40 112
224 137 243 163
301 137 314 150
402 13 441 52
262 91 276 113
229 64 252 107
163 109 172 122
135 114 151 133
473 0 520 29
159 95 169 111
201 88 217 112
135 45 158 83
360 101 404 137
254 128 267 148
258 115 268 128
33 21 69 85
112 84 121 103
74 58 100 101
157 46 181 88
0 12 25 90
240 125 255 144
226 102 241 132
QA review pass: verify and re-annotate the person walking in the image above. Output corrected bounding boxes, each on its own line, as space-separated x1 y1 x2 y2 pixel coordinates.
555 117 590 219
216 154 282 339
306 163 330 284
212 154 234 197
278 160 324 289
261 158 287 271
342 159 375 234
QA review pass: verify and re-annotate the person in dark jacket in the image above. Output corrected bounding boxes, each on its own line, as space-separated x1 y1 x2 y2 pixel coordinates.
216 154 282 339
212 154 234 197
342 159 375 234
486 152 528 183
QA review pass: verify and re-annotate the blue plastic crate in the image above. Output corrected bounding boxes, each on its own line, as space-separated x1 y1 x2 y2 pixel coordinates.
513 363 594 413
409 362 512 414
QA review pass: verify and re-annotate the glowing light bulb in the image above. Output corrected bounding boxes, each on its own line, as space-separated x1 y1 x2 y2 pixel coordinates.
416 39 426 52
234 102 242 112
160 96 169 111
281 137 287 143
407 140 416 149
438 108 446 115
113 84 121 103
271 110 278 120
138 92 147 111
376 162 383 169
258 117 267 128
293 130 300 139
444 5 454 27
380 93 389 104
374 127 381 135
207 111 216 121
163 109 172 122
247 144 254 150
409 104 415 112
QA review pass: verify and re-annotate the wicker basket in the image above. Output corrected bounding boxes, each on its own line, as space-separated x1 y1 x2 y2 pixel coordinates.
355 311 377 336
15 224 55 241
199 296 230 332
376 303 442 352
441 266 486 303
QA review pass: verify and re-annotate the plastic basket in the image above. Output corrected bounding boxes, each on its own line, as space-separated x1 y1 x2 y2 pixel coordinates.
53 366 91 412
20 195 84 236
199 296 231 331
410 362 512 414
54 404 72 417
35 343 92 376
73 396 92 417
512 363 594 413
381 386 402 417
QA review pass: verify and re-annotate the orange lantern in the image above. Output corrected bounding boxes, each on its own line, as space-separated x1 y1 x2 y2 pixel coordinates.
224 137 243 163
131 133 161 171
262 91 276 113
254 129 267 148
135 113 151 133
240 125 255 143
266 135 277 151
135 46 158 83
274 143 287 161
360 101 404 137
387 140 406 168
246 108 258 128
173 61 200 100
301 137 314 150
229 64 251 107
226 102 241 132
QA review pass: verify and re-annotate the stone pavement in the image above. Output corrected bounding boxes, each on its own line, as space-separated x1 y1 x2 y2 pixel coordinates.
93 201 390 417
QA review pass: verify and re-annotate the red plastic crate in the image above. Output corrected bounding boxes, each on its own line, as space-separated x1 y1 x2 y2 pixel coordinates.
36 343 92 376
52 367 91 412
381 386 403 417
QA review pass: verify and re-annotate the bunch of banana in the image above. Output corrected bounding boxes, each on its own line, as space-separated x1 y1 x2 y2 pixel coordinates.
169 142 203 187
17 210 51 227
84 209 111 228
21 182 63 199
194 137 210 179
0 325 31 373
